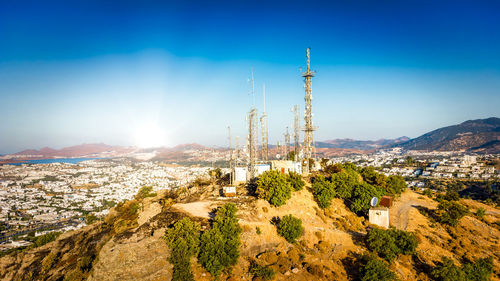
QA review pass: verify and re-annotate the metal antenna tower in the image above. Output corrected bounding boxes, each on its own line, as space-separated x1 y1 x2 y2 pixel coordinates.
301 47 317 174
235 136 240 165
284 126 290 159
260 84 269 161
292 105 300 160
228 126 233 184
248 68 259 179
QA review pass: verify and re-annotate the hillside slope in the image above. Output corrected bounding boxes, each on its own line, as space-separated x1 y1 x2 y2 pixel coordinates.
1 183 498 281
395 117 500 153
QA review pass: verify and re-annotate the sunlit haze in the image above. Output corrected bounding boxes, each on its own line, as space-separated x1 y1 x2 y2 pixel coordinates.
1 1 500 153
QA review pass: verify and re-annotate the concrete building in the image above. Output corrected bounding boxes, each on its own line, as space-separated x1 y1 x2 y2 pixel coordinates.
270 160 302 174
369 207 389 228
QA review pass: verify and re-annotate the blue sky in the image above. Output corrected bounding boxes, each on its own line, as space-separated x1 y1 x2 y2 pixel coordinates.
1 0 500 153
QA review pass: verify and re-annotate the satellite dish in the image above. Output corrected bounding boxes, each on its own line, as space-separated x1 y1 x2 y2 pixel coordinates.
276 154 281 159
370 197 378 207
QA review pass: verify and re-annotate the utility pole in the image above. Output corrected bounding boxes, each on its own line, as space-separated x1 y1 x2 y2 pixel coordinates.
292 105 300 161
260 84 269 161
302 48 317 174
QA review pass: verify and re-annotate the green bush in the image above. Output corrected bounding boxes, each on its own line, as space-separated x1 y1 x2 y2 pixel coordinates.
85 214 99 225
350 183 385 214
385 175 407 196
436 201 468 226
256 170 292 207
443 190 460 201
198 203 242 278
250 262 275 280
331 171 359 199
475 207 486 219
165 217 200 281
287 171 305 191
366 228 417 262
31 231 62 248
312 175 336 208
431 256 493 281
358 254 397 281
277 214 304 243
135 186 157 199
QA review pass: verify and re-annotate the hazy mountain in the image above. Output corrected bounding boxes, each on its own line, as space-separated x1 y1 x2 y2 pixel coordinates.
317 137 410 150
10 143 135 158
394 117 500 153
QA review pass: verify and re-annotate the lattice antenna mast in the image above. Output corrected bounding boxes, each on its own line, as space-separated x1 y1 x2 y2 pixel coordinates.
302 48 317 174
292 105 300 161
260 84 269 161
235 136 240 165
228 126 233 185
248 68 258 179
284 126 290 159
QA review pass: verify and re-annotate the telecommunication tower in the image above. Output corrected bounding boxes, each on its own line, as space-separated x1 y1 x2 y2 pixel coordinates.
292 105 300 160
247 69 259 179
284 126 290 159
228 126 233 184
301 47 317 174
260 84 269 161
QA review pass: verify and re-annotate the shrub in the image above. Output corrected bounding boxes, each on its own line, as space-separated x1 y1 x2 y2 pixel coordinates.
277 214 304 243
358 254 397 281
386 175 407 196
312 175 336 208
31 231 61 248
436 201 468 226
331 171 358 199
135 186 156 199
475 207 486 219
165 217 200 281
444 190 460 201
85 214 99 225
256 227 262 235
256 170 292 207
287 171 305 191
198 203 242 278
350 183 385 214
249 262 275 280
366 228 417 262
430 256 493 281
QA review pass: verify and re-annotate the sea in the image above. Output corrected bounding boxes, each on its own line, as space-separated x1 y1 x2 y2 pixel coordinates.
6 158 106 166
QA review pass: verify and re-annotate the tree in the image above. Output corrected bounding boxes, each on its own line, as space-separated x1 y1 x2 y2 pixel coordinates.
165 217 200 281
358 254 397 281
366 228 417 262
331 171 359 199
431 257 467 281
287 171 305 191
312 175 336 208
475 207 486 219
436 201 469 226
444 190 460 201
198 203 242 278
256 170 292 207
277 214 304 243
350 183 385 214
386 175 407 196
360 167 387 188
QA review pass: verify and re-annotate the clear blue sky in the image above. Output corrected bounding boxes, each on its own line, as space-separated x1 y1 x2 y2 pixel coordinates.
1 0 500 153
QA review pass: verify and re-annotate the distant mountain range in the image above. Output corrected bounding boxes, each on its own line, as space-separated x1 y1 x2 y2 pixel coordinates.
393 117 500 153
2 117 498 162
317 137 410 150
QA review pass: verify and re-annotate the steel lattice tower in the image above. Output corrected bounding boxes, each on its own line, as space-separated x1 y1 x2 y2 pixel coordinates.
301 48 317 174
260 84 269 161
248 69 259 179
292 105 300 160
284 126 290 159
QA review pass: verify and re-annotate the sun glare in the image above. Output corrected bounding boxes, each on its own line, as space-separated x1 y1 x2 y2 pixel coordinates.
133 122 167 148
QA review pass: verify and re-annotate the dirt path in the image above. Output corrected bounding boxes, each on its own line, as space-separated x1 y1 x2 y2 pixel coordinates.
390 190 437 231
171 201 215 219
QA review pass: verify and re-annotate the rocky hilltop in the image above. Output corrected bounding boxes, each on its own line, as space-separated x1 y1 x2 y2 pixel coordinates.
1 171 499 281
395 117 500 153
